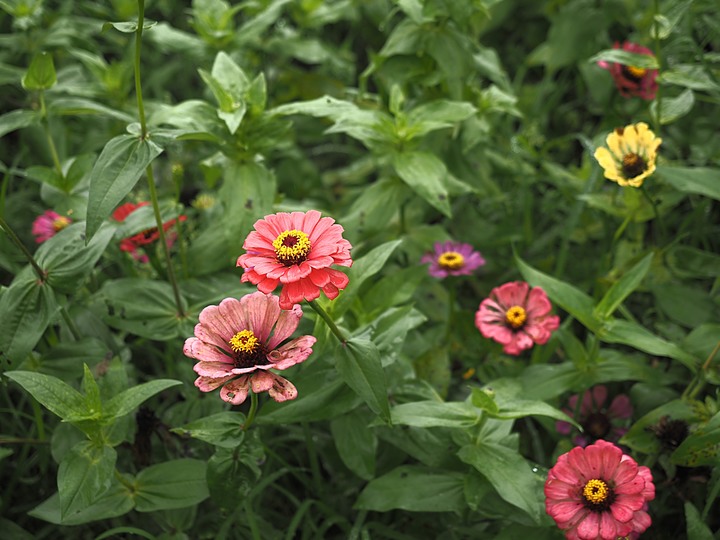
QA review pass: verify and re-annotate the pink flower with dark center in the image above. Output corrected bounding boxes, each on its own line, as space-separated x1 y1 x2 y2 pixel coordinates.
545 439 655 540
421 241 485 279
598 42 658 100
475 281 560 355
32 210 72 243
237 210 352 309
556 385 633 447
183 292 316 405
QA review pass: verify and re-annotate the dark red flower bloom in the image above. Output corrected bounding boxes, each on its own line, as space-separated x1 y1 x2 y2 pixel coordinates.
598 42 658 100
113 202 186 262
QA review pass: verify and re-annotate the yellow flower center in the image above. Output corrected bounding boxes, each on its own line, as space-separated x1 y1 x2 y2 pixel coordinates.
52 216 71 232
621 152 647 179
273 229 312 266
625 65 647 78
229 330 259 354
505 306 527 328
582 478 610 505
437 251 465 270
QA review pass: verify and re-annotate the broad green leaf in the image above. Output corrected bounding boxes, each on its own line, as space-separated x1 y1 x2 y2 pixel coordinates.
272 95 361 119
406 100 477 138
657 166 720 201
651 88 694 125
414 346 451 397
685 502 714 540
210 51 250 100
652 284 718 328
22 52 57 90
471 387 499 414
389 401 479 428
393 151 451 217
4 370 87 421
235 0 292 44
206 434 263 507
86 134 163 241
47 97 135 123
660 64 720 92
336 338 390 421
81 364 102 419
620 399 696 454
172 412 246 449
555 328 589 370
356 465 466 512
483 380 579 427
134 459 209 512
58 442 116 519
515 255 600 332
672 412 720 467
588 49 659 69
667 245 720 279
103 379 182 420
102 20 157 33
594 252 653 320
0 109 39 138
458 443 543 523
330 409 377 480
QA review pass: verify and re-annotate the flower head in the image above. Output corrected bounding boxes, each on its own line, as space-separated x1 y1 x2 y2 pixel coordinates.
113 202 186 262
556 385 633 447
421 241 485 279
237 210 352 310
545 439 655 539
183 292 316 405
32 210 72 243
475 281 559 355
598 42 658 100
594 122 662 188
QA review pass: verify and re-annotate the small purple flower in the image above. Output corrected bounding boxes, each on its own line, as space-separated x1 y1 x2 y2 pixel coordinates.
556 385 633 447
421 241 485 279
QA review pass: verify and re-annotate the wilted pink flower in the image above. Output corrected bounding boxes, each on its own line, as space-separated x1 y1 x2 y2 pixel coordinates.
556 385 633 447
237 210 352 309
598 42 658 100
183 292 316 405
421 241 485 279
32 210 72 243
545 439 655 539
475 281 560 355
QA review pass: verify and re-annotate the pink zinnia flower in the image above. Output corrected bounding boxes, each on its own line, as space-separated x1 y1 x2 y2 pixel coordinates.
598 42 658 100
236 210 352 310
556 385 633 447
32 210 72 243
420 241 485 279
545 440 655 539
112 202 186 263
183 292 316 405
475 281 560 355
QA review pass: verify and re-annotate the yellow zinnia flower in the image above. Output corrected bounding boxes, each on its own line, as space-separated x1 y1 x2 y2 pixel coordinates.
593 122 662 188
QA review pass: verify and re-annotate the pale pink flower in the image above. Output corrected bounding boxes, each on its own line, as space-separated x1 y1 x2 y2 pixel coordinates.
545 440 655 539
32 210 72 243
236 210 352 309
420 241 485 279
183 292 316 405
556 385 633 447
475 281 560 355
598 41 658 100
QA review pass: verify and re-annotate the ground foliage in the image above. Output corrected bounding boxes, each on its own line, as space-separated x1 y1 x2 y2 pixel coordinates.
0 0 719 538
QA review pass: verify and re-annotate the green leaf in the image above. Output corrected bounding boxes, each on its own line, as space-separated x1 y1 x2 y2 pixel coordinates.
0 109 39 138
4 370 87 421
330 409 376 480
458 443 543 523
672 412 720 467
206 434 263 508
22 52 57 91
47 97 135 123
81 364 102 419
336 338 390 422
389 401 479 428
58 442 116 519
659 64 720 92
667 245 720 279
471 387 499 415
86 134 163 241
103 379 182 420
172 412 247 448
685 501 714 540
356 465 466 512
393 151 451 217
406 100 476 138
651 88 694 125
594 252 653 320
652 283 718 328
515 255 600 332
657 166 720 201
102 20 158 33
133 459 209 512
588 49 659 69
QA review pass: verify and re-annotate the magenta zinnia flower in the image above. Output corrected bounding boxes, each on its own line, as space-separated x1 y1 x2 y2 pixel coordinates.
183 292 316 405
598 42 658 100
32 210 72 243
475 281 560 355
556 385 633 447
545 440 655 539
421 241 485 279
237 210 353 309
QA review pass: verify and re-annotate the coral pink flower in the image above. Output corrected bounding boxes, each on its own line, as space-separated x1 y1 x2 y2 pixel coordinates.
183 292 316 405
32 210 72 243
556 385 633 447
475 281 560 355
237 210 352 310
112 202 186 262
598 42 658 100
421 241 485 279
545 440 655 539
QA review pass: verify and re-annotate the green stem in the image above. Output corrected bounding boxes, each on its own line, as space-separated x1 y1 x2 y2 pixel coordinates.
244 499 262 540
243 391 259 431
308 300 348 344
30 397 46 441
134 0 147 138
39 92 64 179
59 306 82 341
444 280 456 342
0 215 46 280
640 184 666 243
303 421 323 496
652 0 663 133
685 339 720 400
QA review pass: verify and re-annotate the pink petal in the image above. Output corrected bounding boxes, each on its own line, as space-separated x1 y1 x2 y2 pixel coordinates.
598 511 618 539
266 304 303 349
250 371 275 393
492 281 530 310
268 335 316 369
241 292 280 343
267 372 298 402
607 394 633 420
193 361 236 378
525 286 552 317
220 376 250 405
576 511 600 539
195 374 235 392
183 337 233 363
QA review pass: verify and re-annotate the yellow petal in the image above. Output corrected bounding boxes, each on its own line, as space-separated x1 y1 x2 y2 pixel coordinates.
594 147 620 178
622 124 639 155
606 131 623 159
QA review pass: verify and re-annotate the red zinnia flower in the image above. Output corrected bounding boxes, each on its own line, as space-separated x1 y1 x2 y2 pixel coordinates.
598 42 658 100
32 210 72 243
545 440 655 539
112 202 186 262
236 210 352 309
475 281 560 355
